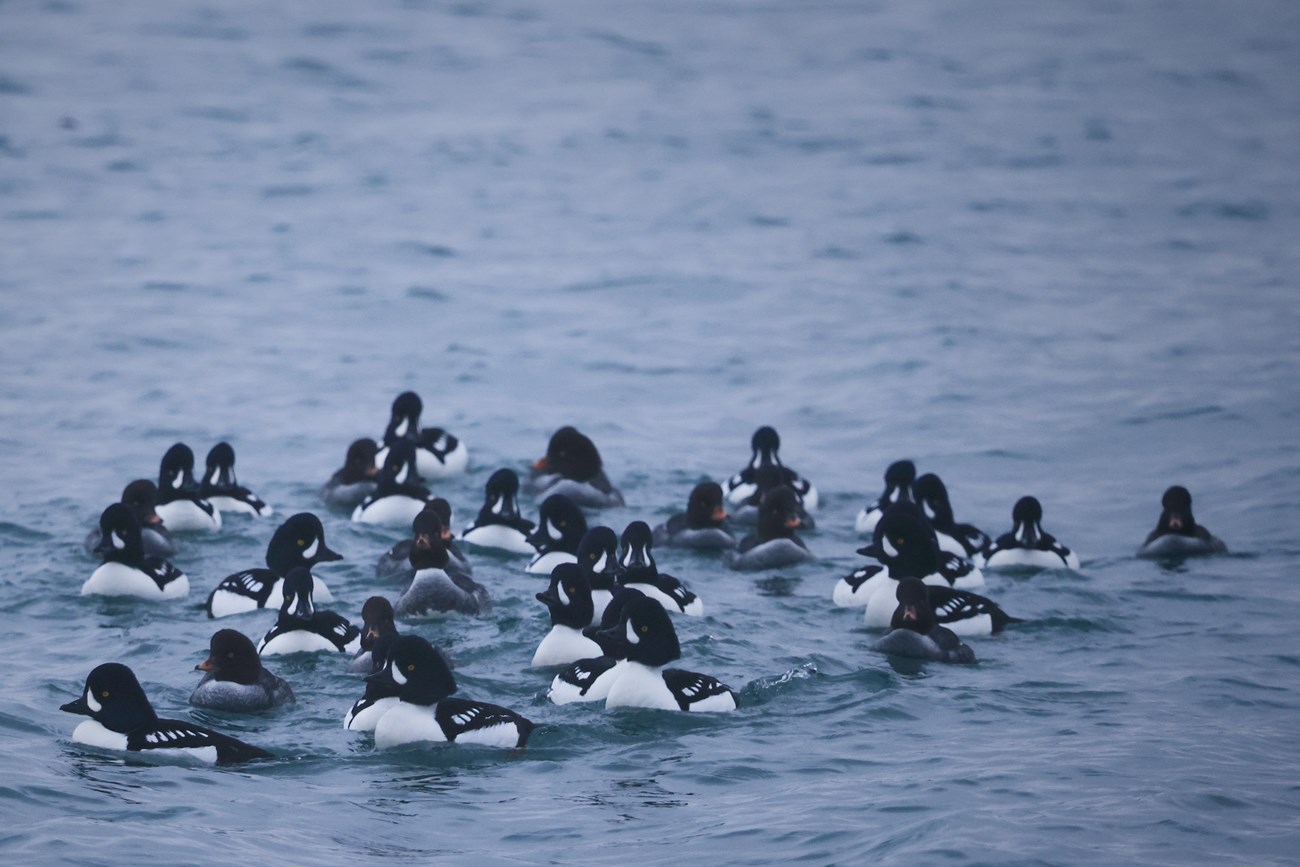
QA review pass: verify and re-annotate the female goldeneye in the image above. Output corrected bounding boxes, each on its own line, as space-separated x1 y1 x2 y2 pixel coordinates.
199 442 272 517
393 510 491 617
530 426 625 508
618 521 703 616
547 588 646 705
835 502 984 608
320 438 380 509
61 663 271 765
374 390 469 479
205 512 340 618
982 496 1081 570
191 629 294 711
575 526 624 618
83 504 189 600
532 563 602 667
652 481 737 549
722 425 819 512
461 468 536 555
257 567 361 656
155 443 221 531
723 486 814 572
855 459 915 535
525 494 588 574
860 507 1014 636
912 473 990 560
352 440 430 527
370 635 535 749
871 578 977 664
376 499 472 579
348 596 399 674
596 597 738 712
1137 485 1228 558
83 479 177 560
343 632 402 731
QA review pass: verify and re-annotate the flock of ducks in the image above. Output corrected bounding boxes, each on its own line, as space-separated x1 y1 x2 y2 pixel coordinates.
64 392 1229 765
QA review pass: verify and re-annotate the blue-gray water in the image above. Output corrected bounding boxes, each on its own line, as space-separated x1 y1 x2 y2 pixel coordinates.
3 0 1299 862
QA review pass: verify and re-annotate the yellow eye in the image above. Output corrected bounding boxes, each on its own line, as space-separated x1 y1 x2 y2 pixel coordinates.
640 625 648 634
297 538 306 546
557 521 566 528
896 537 905 545
406 664 415 672
101 691 110 698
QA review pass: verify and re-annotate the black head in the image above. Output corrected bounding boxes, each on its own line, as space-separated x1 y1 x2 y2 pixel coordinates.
756 485 802 541
266 512 342 575
120 479 163 527
871 503 941 578
577 526 621 577
94 502 144 562
484 467 522 514
883 460 916 498
377 440 424 490
596 596 680 667
535 426 603 480
360 596 397 648
913 473 955 528
1157 485 1198 535
751 425 781 455
367 635 457 707
343 438 380 480
530 494 588 553
409 509 451 569
389 391 424 433
205 441 236 474
279 566 315 618
1010 496 1044 545
159 443 197 491
61 662 158 733
686 482 727 529
584 585 648 657
890 578 937 633
536 562 595 628
197 629 263 686
619 521 657 571
427 498 454 538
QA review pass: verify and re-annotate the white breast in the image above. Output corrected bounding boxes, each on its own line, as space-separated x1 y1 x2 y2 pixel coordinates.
604 662 680 711
351 495 426 527
416 443 469 477
259 629 339 656
82 563 189 599
344 696 399 731
373 701 447 748
72 719 129 751
156 500 222 531
531 626 603 668
985 546 1078 570
526 550 577 575
462 523 535 555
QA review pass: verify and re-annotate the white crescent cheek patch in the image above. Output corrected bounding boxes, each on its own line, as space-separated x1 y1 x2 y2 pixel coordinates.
302 538 319 559
882 537 898 558
391 665 408 686
86 691 102 713
626 621 640 645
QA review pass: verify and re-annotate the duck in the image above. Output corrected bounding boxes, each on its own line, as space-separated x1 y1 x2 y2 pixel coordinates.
530 426 625 508
351 440 430 527
575 526 624 618
1137 485 1228 558
855 459 915 535
61 662 271 765
205 512 340 618
870 578 978 664
547 587 645 705
257 567 360 656
618 521 703 615
320 438 380 509
347 596 399 674
652 481 737 549
392 510 491 617
190 629 294 711
524 494 588 574
343 632 402 731
721 425 819 512
730 463 816 529
374 390 469 479
598 596 738 712
461 468 536 554
370 635 535 749
982 496 1081 570
199 442 272 517
835 502 984 607
83 479 177 560
376 499 472 579
82 503 189 599
723 485 814 571
912 473 990 560
860 507 1016 635
154 443 221 531
532 563 602 667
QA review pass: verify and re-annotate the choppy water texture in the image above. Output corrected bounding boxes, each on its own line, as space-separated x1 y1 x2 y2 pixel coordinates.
3 0 1300 863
